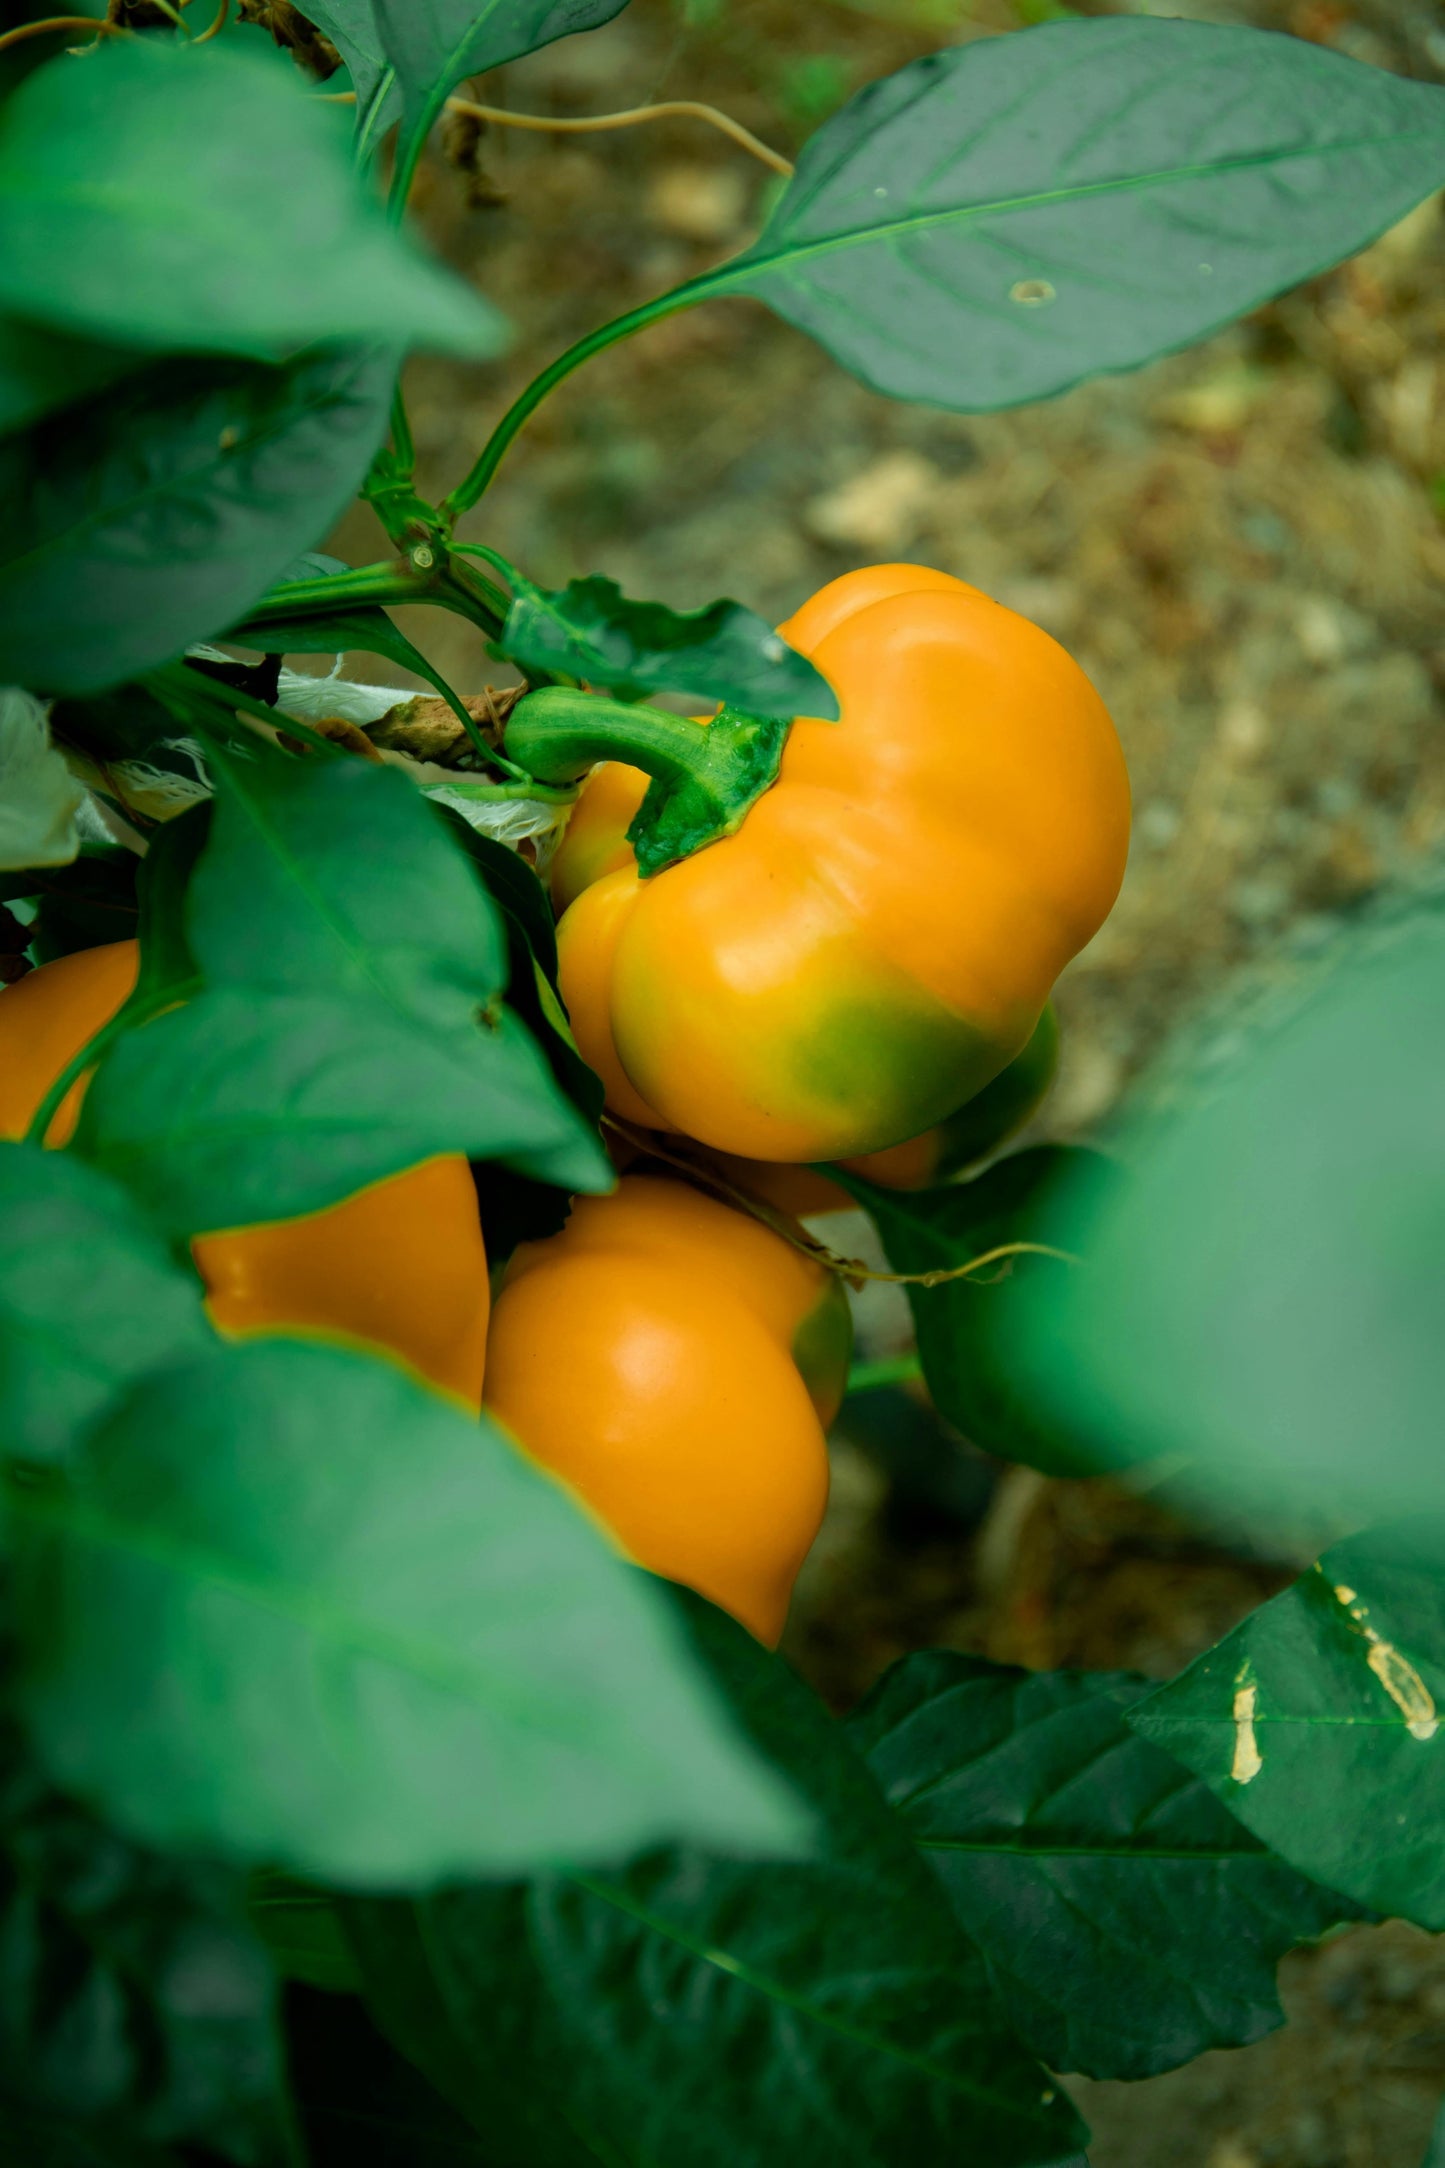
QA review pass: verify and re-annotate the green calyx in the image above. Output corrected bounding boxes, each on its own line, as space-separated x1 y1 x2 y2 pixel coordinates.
504 687 790 878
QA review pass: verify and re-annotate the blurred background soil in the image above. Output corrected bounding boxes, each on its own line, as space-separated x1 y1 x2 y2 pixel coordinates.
320 0 1445 2156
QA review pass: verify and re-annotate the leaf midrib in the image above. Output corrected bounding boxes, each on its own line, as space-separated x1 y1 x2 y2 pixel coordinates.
567 1870 1071 2135
14 1484 619 1750
711 126 1445 294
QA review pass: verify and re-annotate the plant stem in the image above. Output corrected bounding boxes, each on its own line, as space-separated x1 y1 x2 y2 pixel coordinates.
443 278 723 520
388 379 415 473
237 561 427 625
504 687 712 789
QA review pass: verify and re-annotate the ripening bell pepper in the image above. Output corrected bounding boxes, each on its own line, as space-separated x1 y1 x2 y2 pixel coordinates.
0 942 490 1407
547 564 1129 1163
483 1173 851 1644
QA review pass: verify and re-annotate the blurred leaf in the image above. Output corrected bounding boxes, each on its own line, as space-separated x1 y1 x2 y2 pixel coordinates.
711 20 1445 411
1424 2098 1445 2168
76 744 610 1231
13 1339 808 1883
0 1144 211 1471
833 1147 1119 1477
0 1724 288 2165
849 1651 1362 2081
0 686 85 870
347 1590 1086 2168
373 0 633 184
0 2112 176 2168
284 1985 489 2166
0 37 501 361
1004 901 1445 1521
500 571 839 720
0 347 398 695
248 1875 362 1996
1131 1523 1445 1932
0 317 141 440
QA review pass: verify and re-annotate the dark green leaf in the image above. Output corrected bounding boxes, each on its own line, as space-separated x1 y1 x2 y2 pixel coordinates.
709 20 1445 412
298 1 403 156
0 37 501 360
374 0 633 185
248 1876 362 1996
1424 2098 1445 2168
833 1147 1119 1478
1004 900 1445 1521
347 1591 1086 2168
432 816 604 1257
500 571 839 719
0 2111 175 2168
0 317 141 440
0 1724 288 2165
13 1340 807 1883
131 804 209 1008
849 1651 1361 2081
227 553 472 725
0 347 398 696
76 742 610 1229
0 1143 211 1471
285 1985 489 2167
1130 1523 1445 1932
17 848 139 966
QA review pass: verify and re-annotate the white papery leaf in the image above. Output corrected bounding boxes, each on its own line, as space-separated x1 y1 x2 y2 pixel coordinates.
0 687 85 869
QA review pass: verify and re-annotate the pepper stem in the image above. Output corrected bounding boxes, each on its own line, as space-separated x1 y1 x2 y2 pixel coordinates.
505 688 789 878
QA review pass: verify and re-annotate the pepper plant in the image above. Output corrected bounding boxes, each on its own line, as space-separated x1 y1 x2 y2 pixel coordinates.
1 2 1443 2160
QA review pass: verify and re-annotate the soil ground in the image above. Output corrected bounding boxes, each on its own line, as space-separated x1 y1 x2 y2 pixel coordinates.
318 1 1445 2156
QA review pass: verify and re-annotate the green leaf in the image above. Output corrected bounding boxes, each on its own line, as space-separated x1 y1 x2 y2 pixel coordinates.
131 804 209 1009
346 1591 1086 2168
227 552 474 728
12 1339 808 1883
0 2113 176 2168
0 317 140 440
710 19 1445 412
16 847 140 966
0 1723 288 2166
1424 2098 1445 2168
248 1875 362 1996
0 346 399 696
499 571 840 720
0 1143 211 1472
1003 899 1445 1521
1129 1523 1445 1932
374 0 633 188
298 1 403 156
832 1147 1118 1478
0 37 502 361
285 1985 491 2166
848 1651 1361 2081
0 686 85 870
75 745 609 1229
432 815 605 1258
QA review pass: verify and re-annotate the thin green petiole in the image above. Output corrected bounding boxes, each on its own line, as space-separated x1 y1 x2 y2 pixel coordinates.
24 981 200 1150
442 278 725 520
388 379 416 474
